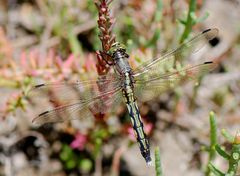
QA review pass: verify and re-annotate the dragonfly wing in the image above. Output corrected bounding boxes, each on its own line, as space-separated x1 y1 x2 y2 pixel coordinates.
32 87 122 125
134 62 216 101
31 73 121 104
133 28 218 78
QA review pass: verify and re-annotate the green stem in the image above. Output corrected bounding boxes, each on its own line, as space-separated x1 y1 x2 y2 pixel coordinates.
215 144 230 160
209 111 217 160
208 162 224 176
206 111 218 176
179 0 196 43
155 147 163 176
221 129 235 143
226 144 240 175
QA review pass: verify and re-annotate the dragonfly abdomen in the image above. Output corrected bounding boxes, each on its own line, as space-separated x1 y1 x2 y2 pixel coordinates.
122 72 152 165
125 100 152 165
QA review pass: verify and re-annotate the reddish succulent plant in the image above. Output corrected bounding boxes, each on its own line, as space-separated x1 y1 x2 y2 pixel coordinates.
95 0 116 75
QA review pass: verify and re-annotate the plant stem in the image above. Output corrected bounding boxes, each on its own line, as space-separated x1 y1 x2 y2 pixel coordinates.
209 111 217 160
155 147 163 176
226 132 240 175
226 144 240 175
208 162 224 176
179 0 196 43
95 0 116 75
206 111 218 175
221 129 235 143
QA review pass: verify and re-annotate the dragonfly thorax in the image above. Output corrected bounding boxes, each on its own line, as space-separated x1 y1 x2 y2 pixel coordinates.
109 42 131 74
114 52 131 74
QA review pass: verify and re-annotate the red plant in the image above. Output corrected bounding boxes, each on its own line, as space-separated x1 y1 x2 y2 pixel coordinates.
95 0 116 75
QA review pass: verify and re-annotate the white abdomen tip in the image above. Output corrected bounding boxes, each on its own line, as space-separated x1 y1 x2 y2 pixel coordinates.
147 161 153 166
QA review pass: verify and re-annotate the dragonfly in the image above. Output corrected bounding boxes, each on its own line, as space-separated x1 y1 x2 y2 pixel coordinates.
31 28 218 166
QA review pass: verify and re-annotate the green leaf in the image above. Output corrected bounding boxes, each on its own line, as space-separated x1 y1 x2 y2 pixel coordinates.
221 129 234 143
209 111 217 159
178 18 187 25
215 144 230 160
195 12 209 24
208 162 225 176
205 111 218 175
145 29 161 48
227 144 240 174
179 0 197 43
189 12 197 22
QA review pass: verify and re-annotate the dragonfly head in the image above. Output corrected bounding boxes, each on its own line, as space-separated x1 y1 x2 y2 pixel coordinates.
108 42 127 57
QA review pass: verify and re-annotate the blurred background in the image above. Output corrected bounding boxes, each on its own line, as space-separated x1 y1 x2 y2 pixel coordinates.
0 0 240 175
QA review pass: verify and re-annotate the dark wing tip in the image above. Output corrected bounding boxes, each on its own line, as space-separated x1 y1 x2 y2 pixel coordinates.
202 28 219 40
34 84 45 88
32 110 49 124
38 111 49 117
204 61 213 64
203 61 218 71
202 29 211 34
202 28 219 34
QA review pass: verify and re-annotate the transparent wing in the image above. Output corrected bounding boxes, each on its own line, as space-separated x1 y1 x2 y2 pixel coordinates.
134 62 217 101
31 73 124 125
133 28 218 78
32 87 123 125
31 73 121 104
